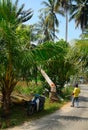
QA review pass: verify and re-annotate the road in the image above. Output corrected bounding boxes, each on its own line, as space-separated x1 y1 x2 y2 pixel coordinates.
7 84 88 130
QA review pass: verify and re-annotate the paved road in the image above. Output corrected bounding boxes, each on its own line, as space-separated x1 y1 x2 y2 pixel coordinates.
7 84 88 130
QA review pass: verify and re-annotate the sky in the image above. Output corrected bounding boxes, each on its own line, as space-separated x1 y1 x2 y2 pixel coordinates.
17 0 82 42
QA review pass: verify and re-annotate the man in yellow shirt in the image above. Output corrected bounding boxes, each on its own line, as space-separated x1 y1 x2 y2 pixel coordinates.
71 83 81 107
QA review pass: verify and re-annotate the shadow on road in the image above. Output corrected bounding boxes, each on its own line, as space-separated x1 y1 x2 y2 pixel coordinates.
80 96 88 102
52 115 88 121
78 106 88 108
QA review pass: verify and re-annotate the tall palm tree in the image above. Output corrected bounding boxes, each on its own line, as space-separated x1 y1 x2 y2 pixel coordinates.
34 12 52 43
69 0 88 33
41 0 64 41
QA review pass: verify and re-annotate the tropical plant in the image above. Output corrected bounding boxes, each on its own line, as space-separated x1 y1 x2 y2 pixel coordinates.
41 0 64 41
32 12 57 43
66 39 88 81
0 0 33 119
39 40 73 92
75 39 88 75
31 38 78 98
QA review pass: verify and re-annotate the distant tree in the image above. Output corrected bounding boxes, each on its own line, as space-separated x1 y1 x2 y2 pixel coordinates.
75 39 88 75
66 39 88 81
32 12 59 43
41 0 64 41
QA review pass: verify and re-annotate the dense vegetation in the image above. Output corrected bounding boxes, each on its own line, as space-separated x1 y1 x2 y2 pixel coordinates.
0 0 88 129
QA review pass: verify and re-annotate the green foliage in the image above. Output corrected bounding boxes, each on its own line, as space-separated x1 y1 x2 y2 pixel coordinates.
75 40 88 76
32 40 65 63
0 0 33 118
16 24 31 46
66 39 88 79
0 0 34 79
62 85 73 100
15 81 44 95
39 40 72 87
0 0 33 26
0 0 33 80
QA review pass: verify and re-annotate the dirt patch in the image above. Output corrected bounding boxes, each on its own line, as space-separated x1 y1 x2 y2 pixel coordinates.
60 102 73 113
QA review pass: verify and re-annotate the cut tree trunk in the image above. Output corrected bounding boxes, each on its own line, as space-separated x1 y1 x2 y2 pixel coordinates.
38 67 59 102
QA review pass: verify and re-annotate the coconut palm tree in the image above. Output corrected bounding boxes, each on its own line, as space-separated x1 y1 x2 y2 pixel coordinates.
41 0 64 41
33 12 52 43
69 0 88 33
33 11 59 43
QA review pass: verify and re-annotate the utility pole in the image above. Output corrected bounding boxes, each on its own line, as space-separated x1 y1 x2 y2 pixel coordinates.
65 8 68 42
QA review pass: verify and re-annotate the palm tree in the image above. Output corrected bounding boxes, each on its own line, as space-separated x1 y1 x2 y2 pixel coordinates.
69 0 88 33
0 0 33 119
41 0 64 41
33 11 58 43
33 12 52 43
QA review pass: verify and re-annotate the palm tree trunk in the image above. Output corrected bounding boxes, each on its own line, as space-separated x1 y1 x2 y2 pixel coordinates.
1 88 13 127
1 72 17 119
2 91 11 118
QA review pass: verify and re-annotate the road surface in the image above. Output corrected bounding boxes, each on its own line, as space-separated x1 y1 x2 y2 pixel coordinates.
7 84 88 130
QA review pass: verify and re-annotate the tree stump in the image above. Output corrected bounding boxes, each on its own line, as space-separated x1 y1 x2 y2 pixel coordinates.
49 92 59 102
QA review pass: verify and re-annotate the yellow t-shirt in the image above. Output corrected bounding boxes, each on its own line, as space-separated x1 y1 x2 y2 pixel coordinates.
73 87 80 97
